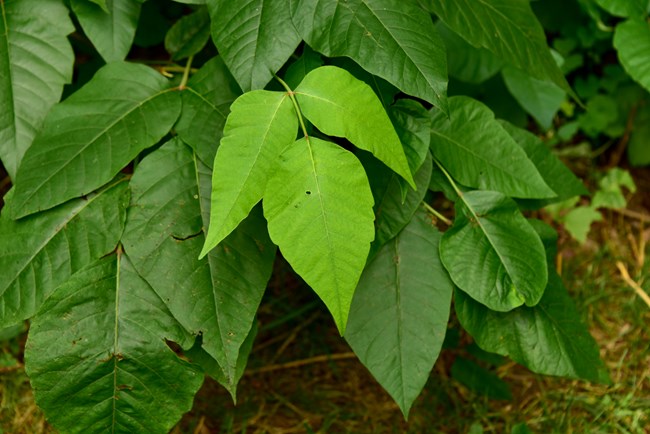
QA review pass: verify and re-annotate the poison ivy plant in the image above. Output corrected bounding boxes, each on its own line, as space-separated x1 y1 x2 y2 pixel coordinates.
0 0 623 431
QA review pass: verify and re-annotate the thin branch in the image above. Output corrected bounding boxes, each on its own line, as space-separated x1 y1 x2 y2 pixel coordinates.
246 352 357 375
616 261 650 309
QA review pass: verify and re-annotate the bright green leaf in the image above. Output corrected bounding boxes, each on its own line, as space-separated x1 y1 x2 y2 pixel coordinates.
25 253 204 434
207 0 301 91
176 56 241 166
614 19 650 94
594 0 647 18
592 168 636 209
345 208 453 417
291 0 448 111
561 206 602 243
7 62 180 219
427 0 573 97
122 139 276 395
70 0 143 63
264 137 375 334
440 190 548 311
295 66 415 187
164 6 211 61
0 0 74 179
430 96 555 199
201 90 297 256
0 179 128 327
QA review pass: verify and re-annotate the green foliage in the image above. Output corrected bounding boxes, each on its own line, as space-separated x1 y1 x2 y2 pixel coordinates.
1 0 643 431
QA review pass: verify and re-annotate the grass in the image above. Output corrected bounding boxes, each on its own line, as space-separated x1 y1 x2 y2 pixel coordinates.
1 171 649 433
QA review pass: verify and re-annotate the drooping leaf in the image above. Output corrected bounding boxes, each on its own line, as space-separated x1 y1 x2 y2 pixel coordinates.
264 137 375 334
0 0 74 179
207 0 301 91
122 139 276 395
430 96 555 199
614 19 650 94
25 253 204 434
164 6 211 61
283 45 323 89
594 0 647 18
176 56 241 166
455 272 610 383
290 0 448 111
295 66 415 187
426 0 573 96
201 90 297 256
7 62 181 219
70 0 144 63
501 65 565 130
0 179 128 327
440 190 548 311
345 208 453 416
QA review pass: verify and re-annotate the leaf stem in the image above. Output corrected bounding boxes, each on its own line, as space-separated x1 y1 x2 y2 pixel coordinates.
274 74 310 139
432 157 464 198
422 202 451 225
179 55 194 90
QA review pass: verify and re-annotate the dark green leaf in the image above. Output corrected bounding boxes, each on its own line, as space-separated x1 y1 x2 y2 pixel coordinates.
594 0 647 18
207 0 301 91
451 358 512 400
614 19 650 94
629 103 650 166
7 62 180 219
389 99 431 176
291 0 448 111
346 209 453 416
0 0 74 179
0 179 128 327
264 137 375 334
283 45 323 89
25 253 203 433
164 6 211 61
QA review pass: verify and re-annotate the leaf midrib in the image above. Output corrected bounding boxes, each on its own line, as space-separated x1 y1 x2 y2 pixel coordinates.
0 1 18 174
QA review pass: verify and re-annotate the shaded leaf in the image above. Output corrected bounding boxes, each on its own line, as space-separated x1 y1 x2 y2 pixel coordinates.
207 0 301 91
291 0 448 111
628 103 650 166
614 19 650 94
283 45 323 89
0 0 74 179
0 179 128 327
164 6 211 61
7 62 180 219
201 90 297 256
440 190 548 311
346 208 453 416
25 253 203 434
594 0 647 18
264 137 375 334
295 66 414 187
430 96 555 199
389 99 431 176
451 358 512 400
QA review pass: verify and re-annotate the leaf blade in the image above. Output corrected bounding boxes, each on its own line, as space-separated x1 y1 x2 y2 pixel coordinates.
614 19 650 94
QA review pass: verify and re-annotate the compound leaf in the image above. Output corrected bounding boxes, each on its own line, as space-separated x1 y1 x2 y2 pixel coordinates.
7 62 181 219
164 6 211 61
295 66 414 187
0 0 74 179
614 19 650 94
440 190 548 311
201 90 297 256
346 208 453 417
25 253 204 434
207 0 301 91
430 96 555 199
71 0 144 63
0 179 128 327
291 0 448 111
264 137 375 334
122 139 276 396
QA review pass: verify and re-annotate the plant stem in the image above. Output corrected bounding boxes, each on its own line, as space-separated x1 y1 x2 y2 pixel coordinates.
422 202 452 225
432 157 464 198
179 55 194 90
274 73 310 139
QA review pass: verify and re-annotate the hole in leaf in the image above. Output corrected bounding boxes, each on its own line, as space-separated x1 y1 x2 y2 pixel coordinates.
306 190 311 195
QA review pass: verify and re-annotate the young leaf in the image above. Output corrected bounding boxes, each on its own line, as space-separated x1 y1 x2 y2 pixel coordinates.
207 0 301 91
0 0 74 179
345 209 454 417
70 0 144 63
25 253 204 434
455 271 610 383
290 0 448 112
176 56 241 166
122 139 276 395
295 66 415 187
0 179 128 327
201 90 297 256
430 96 555 199
426 0 573 97
440 190 548 311
264 137 375 334
614 19 650 94
7 62 181 219
164 6 211 61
